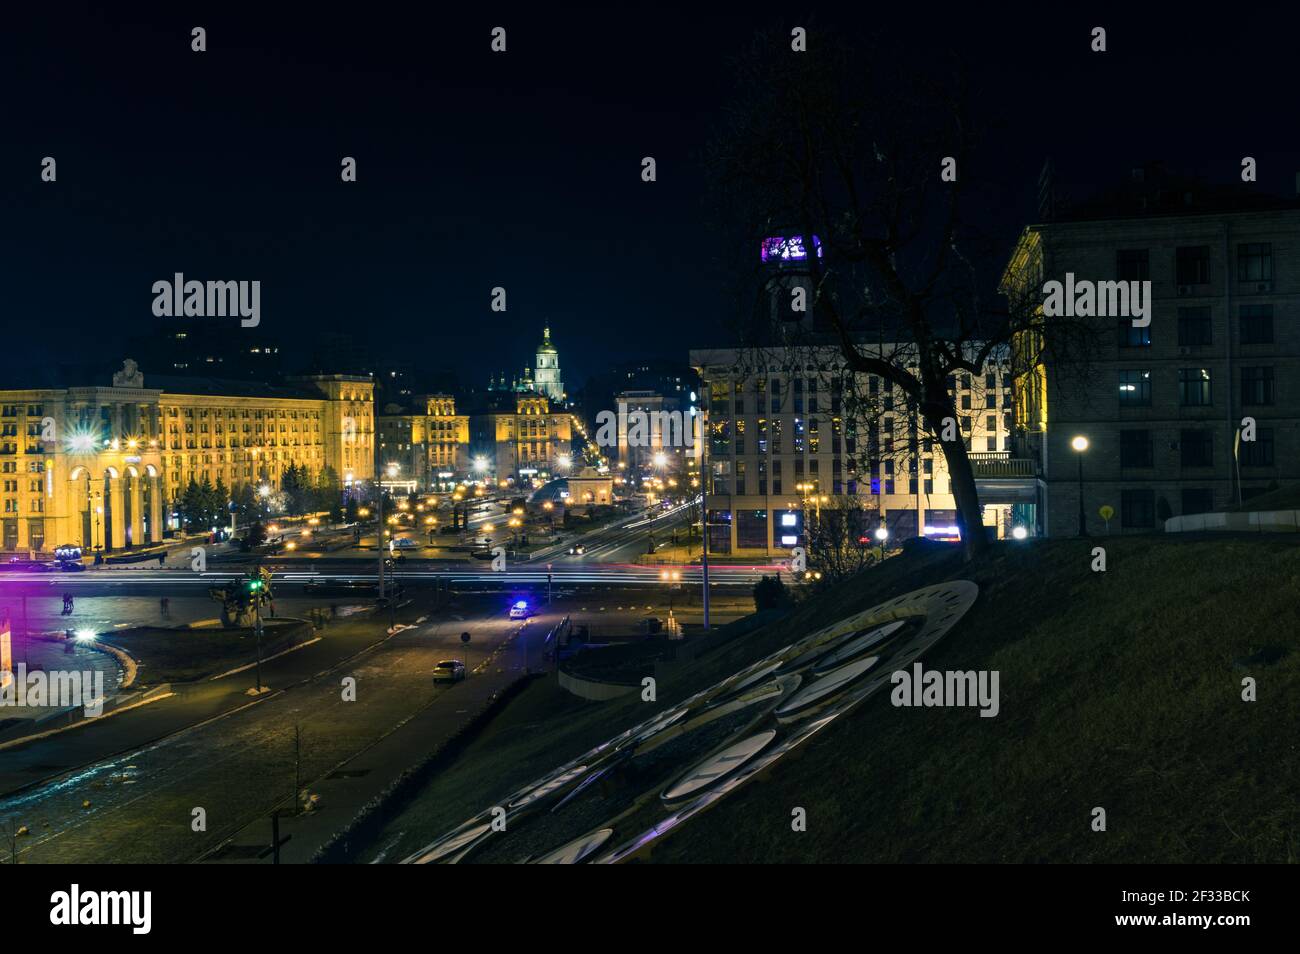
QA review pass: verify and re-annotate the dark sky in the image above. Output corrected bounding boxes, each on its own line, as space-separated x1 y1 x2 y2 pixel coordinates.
5 3 1299 391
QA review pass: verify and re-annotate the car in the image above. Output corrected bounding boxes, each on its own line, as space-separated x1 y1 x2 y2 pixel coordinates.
568 544 586 555
50 560 85 572
432 660 466 683
4 557 49 572
508 600 531 619
390 536 417 549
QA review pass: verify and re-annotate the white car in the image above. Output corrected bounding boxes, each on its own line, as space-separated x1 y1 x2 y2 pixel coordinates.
508 600 532 620
432 660 466 683
390 537 417 549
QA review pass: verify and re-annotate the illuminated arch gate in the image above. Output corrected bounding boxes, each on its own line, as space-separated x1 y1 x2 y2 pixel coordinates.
403 581 978 864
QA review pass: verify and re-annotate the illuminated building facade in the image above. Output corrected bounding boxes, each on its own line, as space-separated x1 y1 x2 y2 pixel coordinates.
468 392 572 485
377 394 470 491
690 345 1017 556
534 326 565 403
0 360 373 554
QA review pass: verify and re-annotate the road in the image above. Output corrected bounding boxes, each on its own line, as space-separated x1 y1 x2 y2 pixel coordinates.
0 586 751 863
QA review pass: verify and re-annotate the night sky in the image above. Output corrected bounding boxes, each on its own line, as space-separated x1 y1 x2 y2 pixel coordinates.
5 3 1298 391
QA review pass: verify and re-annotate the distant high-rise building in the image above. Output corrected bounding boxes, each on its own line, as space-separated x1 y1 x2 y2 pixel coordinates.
126 325 283 379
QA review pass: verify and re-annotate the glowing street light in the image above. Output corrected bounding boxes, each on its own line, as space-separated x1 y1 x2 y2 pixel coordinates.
1012 525 1028 540
1071 435 1089 536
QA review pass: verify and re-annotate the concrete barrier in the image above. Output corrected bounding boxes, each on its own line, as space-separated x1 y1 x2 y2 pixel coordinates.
1166 508 1300 534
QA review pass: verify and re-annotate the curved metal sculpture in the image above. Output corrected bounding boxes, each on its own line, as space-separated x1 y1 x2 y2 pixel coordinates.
402 581 979 864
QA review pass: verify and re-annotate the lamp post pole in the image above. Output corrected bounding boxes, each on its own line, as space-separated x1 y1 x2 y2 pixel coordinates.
1076 454 1086 537
1072 435 1089 537
252 567 264 693
699 413 710 632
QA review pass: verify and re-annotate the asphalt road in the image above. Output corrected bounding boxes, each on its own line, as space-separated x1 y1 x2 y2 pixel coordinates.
0 586 750 863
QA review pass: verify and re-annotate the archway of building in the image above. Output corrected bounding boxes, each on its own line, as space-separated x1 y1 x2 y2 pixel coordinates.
67 465 164 552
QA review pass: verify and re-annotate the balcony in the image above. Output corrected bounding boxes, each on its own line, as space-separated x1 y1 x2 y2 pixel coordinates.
969 452 1038 479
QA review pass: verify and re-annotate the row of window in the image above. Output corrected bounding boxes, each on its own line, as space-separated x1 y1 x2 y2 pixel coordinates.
710 374 1009 417
1118 367 1277 407
1119 304 1276 347
1116 243 1274 287
1119 428 1275 468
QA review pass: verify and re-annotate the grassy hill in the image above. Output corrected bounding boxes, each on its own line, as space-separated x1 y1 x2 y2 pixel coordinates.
364 535 1299 864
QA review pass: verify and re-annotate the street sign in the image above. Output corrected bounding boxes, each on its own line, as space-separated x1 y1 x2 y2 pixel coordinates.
461 631 471 644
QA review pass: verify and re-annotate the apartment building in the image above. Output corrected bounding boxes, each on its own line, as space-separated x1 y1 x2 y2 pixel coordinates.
689 345 1019 556
1002 191 1300 535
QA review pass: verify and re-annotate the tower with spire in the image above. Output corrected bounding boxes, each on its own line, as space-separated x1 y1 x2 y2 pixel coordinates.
534 326 564 403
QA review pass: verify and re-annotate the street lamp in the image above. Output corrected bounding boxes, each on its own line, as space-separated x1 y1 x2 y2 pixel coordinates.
874 525 889 563
1071 435 1089 537
660 568 682 617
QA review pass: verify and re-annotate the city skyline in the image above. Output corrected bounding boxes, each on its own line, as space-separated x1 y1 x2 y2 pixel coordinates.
0 2 1294 916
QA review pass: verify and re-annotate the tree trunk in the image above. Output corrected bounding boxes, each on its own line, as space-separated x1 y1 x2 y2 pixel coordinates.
938 436 989 561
